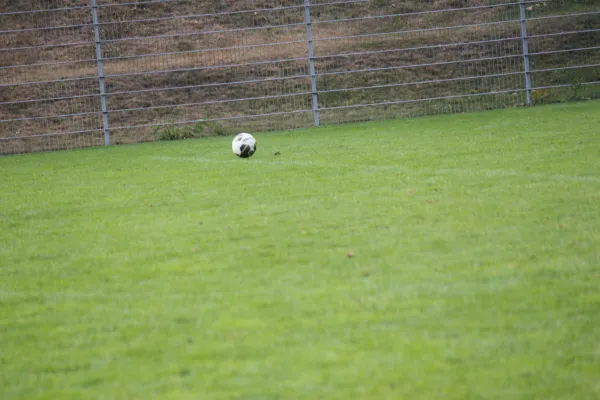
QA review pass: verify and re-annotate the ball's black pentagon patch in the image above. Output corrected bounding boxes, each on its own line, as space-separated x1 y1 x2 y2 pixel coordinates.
238 144 251 158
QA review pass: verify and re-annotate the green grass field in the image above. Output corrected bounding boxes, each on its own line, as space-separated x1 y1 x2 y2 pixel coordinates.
1 101 599 399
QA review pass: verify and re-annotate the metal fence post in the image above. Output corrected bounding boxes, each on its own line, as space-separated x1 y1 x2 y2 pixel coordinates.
519 0 533 105
91 0 110 145
304 0 320 127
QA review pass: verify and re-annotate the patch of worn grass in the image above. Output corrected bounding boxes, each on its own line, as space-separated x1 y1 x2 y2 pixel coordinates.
1 101 599 399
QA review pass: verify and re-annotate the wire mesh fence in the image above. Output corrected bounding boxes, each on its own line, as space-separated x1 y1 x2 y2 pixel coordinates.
1 0 599 155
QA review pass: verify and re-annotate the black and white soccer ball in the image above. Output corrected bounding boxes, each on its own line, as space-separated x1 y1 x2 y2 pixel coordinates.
232 132 257 158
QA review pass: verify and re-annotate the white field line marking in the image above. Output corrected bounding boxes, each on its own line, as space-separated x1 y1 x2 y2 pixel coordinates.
153 155 421 173
153 156 600 183
153 155 359 169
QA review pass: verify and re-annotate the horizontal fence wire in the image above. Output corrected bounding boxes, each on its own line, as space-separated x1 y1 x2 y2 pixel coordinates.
110 109 315 130
0 58 98 70
314 2 524 23
109 92 313 114
0 41 96 52
528 28 600 39
0 110 314 141
532 63 600 73
1 0 599 154
321 81 600 110
99 22 307 44
532 46 600 56
533 81 600 90
0 94 101 106
0 0 177 14
314 9 600 25
318 72 526 94
0 111 102 123
320 81 600 112
314 37 523 59
104 57 309 78
106 74 312 96
317 54 524 76
0 128 105 141
319 89 532 111
0 76 98 88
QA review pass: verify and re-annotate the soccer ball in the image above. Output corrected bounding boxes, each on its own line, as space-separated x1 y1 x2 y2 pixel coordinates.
232 132 257 158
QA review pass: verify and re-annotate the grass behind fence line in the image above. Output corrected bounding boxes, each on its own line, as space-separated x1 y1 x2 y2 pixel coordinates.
1 101 599 399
